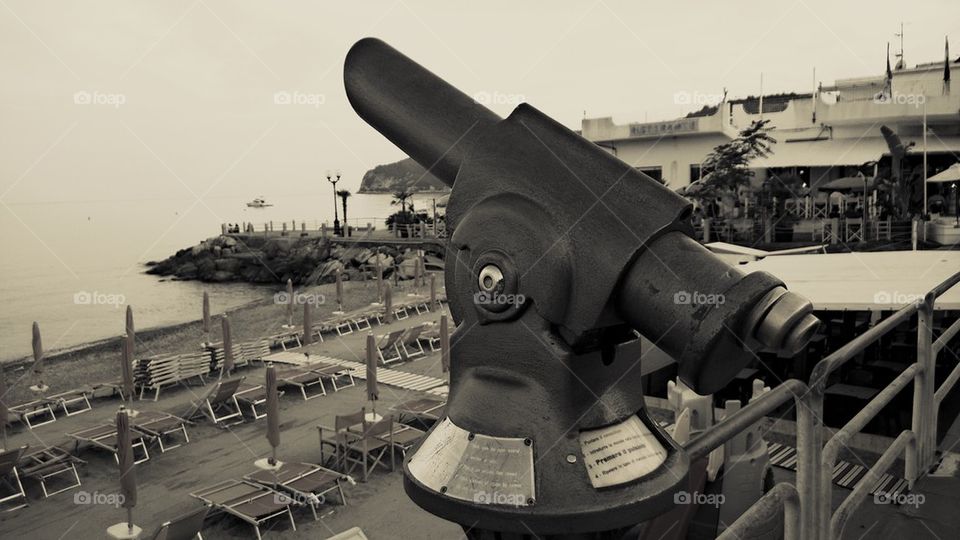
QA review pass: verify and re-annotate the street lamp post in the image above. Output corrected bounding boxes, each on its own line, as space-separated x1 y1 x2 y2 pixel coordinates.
327 171 341 236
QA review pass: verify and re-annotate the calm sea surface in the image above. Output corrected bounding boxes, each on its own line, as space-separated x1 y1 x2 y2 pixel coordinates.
0 192 445 362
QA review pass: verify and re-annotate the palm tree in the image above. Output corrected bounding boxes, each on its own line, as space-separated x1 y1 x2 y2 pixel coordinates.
391 189 414 213
337 190 352 230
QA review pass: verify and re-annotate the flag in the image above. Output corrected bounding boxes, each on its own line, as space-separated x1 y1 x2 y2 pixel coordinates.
945 37 951 95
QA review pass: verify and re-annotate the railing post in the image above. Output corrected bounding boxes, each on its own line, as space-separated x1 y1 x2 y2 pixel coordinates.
796 391 820 540
914 294 936 470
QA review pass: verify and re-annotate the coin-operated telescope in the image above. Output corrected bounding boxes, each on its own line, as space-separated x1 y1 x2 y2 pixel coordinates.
344 38 819 539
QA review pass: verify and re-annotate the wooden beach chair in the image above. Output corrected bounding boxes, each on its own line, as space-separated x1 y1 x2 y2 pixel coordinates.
17 445 84 498
0 446 28 511
190 479 297 540
277 366 327 400
182 377 246 427
342 417 395 482
375 330 406 366
67 423 150 464
398 324 428 359
239 341 272 367
245 462 347 521
9 398 58 429
136 352 209 401
317 408 365 471
133 410 191 453
145 506 209 540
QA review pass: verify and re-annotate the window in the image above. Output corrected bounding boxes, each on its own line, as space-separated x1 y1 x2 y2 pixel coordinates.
637 166 662 182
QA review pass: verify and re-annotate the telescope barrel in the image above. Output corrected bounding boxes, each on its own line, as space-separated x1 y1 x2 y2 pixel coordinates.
344 38 502 187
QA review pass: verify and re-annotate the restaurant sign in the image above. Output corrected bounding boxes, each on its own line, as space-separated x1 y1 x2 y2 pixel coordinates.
629 118 698 137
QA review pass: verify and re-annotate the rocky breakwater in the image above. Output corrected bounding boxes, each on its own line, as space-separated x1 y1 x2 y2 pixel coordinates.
146 234 444 285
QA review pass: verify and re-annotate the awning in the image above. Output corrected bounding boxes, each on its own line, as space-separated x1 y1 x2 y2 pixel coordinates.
927 163 960 183
819 175 876 191
751 138 890 168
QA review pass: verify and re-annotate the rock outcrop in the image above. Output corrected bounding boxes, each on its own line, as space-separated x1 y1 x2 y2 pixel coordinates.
358 157 451 193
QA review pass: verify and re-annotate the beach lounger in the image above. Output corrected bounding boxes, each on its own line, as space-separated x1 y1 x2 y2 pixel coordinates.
239 341 272 367
388 425 426 457
191 479 297 540
419 324 441 352
391 397 445 425
182 378 246 427
90 379 132 401
277 365 330 401
133 410 191 453
9 398 58 429
136 352 209 401
245 462 347 520
375 330 406 366
17 445 84 498
318 314 354 336
398 324 428 359
309 362 356 392
0 447 27 511
235 383 278 419
68 423 150 464
146 506 209 540
326 527 369 540
268 330 302 351
45 388 93 416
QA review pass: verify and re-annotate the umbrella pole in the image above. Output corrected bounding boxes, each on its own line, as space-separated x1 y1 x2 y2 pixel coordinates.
127 507 133 533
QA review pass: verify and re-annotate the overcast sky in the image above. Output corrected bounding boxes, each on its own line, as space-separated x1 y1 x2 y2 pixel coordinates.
1 0 958 203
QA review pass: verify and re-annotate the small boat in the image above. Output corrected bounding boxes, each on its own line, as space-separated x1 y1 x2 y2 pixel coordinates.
246 197 272 208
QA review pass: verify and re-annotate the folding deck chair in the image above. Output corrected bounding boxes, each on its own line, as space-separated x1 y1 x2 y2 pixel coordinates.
17 445 84 498
146 506 209 540
278 366 328 401
0 447 28 511
398 324 428 359
342 417 395 482
182 378 245 426
191 479 297 540
309 362 356 392
9 398 58 429
245 462 347 520
68 423 151 464
318 408 365 471
375 330 406 366
133 410 191 453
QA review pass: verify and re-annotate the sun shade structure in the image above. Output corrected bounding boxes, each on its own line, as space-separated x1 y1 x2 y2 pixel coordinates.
30 321 47 393
107 405 141 539
927 163 960 183
302 301 314 346
336 271 344 312
221 315 234 376
366 333 379 412
285 279 294 327
121 336 134 404
384 286 393 324
264 363 281 469
202 291 211 343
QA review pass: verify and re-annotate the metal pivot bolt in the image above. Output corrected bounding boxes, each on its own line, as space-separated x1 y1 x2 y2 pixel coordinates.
478 264 504 294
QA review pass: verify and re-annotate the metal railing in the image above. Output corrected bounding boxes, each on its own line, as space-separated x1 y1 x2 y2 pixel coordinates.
694 269 960 539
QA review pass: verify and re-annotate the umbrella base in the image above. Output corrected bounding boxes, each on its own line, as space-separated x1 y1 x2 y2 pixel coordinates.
254 458 284 471
106 523 142 539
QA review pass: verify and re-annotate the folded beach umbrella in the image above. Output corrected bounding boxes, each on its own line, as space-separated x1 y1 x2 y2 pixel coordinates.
440 314 450 374
366 333 379 410
221 315 234 376
430 274 437 306
285 279 294 327
384 285 394 324
0 367 8 448
265 363 280 466
121 336 134 403
202 291 211 342
302 301 313 346
125 305 136 364
375 250 383 303
336 271 344 312
31 321 47 393
115 405 139 536
414 252 423 292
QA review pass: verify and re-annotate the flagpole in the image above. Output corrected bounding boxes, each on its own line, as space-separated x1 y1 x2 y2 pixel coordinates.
923 94 928 217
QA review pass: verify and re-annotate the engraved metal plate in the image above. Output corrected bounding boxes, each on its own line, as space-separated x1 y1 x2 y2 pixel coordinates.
408 417 535 506
580 415 667 488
